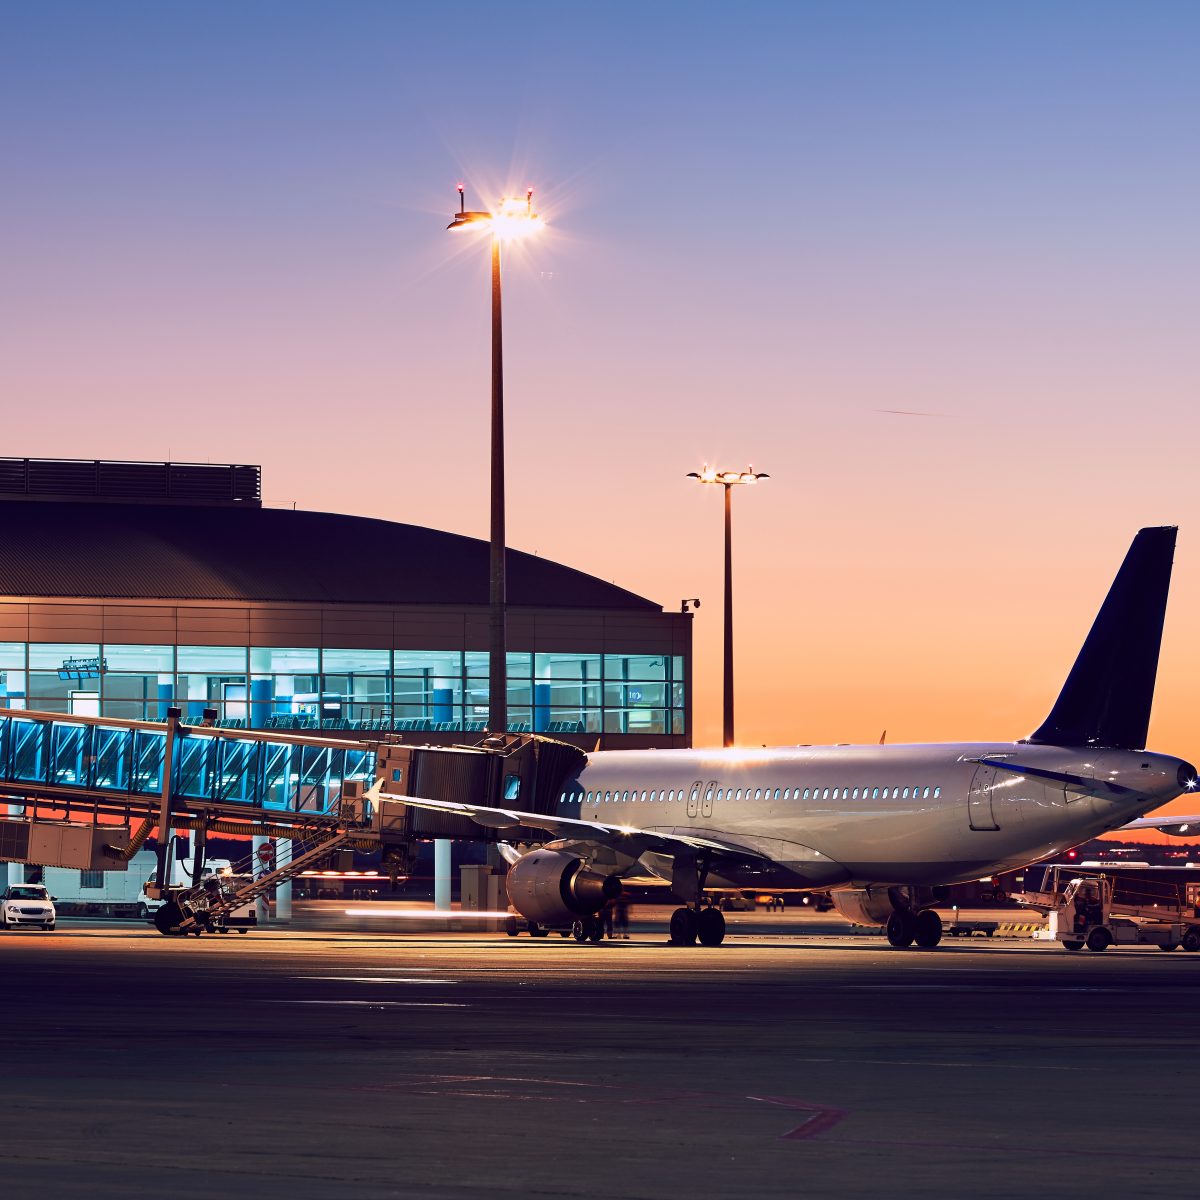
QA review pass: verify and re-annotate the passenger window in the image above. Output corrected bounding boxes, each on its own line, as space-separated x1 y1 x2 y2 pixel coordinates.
851 787 858 799
755 788 762 800
773 788 780 799
934 786 941 798
923 787 930 798
822 788 830 800
803 788 810 800
641 790 648 802
902 787 910 799
705 787 714 801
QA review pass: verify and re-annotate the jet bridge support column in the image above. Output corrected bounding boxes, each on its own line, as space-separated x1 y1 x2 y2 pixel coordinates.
434 840 451 911
6 804 22 886
152 710 182 894
252 834 271 925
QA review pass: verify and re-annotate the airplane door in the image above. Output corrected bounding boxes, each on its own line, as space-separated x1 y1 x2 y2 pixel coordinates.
968 764 1000 831
701 780 716 819
686 780 701 818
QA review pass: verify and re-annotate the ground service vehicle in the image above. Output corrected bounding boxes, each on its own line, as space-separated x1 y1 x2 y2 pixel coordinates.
1025 865 1200 952
43 851 156 917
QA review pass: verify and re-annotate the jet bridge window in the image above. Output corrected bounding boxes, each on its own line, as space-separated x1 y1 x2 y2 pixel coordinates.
503 774 521 801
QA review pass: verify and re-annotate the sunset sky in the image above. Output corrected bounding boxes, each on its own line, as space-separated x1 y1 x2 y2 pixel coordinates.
3 3 1198 813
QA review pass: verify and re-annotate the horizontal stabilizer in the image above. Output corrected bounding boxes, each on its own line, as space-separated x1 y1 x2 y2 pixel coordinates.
1028 527 1176 750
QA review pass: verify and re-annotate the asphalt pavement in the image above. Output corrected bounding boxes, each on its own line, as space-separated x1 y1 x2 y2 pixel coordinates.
2 916 1196 1200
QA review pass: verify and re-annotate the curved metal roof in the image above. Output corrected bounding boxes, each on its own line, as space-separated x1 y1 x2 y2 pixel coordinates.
0 502 659 610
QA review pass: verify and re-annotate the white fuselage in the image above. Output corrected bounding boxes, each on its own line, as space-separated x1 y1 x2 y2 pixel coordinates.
557 742 1189 889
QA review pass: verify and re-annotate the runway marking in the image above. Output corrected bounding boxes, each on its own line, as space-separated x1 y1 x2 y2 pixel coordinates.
834 984 1183 993
787 1057 1076 1071
350 1073 848 1141
275 1000 468 1008
747 1094 848 1139
293 975 458 984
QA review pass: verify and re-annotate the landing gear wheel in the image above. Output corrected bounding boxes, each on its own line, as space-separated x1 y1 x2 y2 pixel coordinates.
669 907 698 946
1086 927 1112 953
885 911 915 948
505 916 519 938
697 907 726 946
1182 928 1200 952
528 923 550 938
572 919 588 942
588 916 605 943
153 901 184 937
912 909 943 948
1062 940 1084 952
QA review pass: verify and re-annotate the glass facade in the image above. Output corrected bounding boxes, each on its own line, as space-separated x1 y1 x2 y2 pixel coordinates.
0 643 686 736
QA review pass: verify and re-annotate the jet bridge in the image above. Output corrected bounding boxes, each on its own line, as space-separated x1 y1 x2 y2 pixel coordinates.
0 707 587 934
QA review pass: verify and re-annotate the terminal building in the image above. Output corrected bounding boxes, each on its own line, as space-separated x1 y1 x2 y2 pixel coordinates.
0 458 692 750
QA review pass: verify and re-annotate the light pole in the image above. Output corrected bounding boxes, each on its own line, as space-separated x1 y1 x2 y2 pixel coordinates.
448 187 542 735
686 466 769 748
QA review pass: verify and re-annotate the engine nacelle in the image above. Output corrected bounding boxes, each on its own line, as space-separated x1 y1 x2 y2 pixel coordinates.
506 849 621 927
829 888 896 927
830 885 947 926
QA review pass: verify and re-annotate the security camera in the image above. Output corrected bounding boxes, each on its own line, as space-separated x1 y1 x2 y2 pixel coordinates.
681 598 701 613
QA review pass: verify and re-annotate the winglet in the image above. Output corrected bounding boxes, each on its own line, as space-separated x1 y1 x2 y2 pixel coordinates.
1028 526 1177 750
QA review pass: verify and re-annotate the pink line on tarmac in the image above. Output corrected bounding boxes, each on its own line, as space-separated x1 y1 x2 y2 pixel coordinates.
747 1094 849 1140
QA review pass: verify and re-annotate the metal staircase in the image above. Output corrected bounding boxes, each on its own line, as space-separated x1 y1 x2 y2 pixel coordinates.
173 826 354 933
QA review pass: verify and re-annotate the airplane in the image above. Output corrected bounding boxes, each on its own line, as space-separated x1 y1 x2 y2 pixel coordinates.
372 526 1199 949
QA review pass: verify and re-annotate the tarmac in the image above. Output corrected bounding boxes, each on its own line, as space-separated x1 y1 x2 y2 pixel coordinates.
3 907 1197 1200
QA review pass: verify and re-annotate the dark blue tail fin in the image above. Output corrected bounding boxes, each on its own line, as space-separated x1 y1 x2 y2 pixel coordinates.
1028 527 1177 750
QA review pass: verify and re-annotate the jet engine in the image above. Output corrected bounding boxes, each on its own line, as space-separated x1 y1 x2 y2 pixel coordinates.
506 849 621 927
829 888 897 927
830 886 946 927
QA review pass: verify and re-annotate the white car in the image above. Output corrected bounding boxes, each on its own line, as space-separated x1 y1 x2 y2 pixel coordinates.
2 884 57 931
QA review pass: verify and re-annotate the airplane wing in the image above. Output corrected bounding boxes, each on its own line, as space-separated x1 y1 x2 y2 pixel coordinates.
1120 814 1200 836
369 784 760 858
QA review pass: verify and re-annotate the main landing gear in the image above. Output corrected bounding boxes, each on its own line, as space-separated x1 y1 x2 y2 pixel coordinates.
884 889 943 949
571 915 605 943
669 853 726 946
